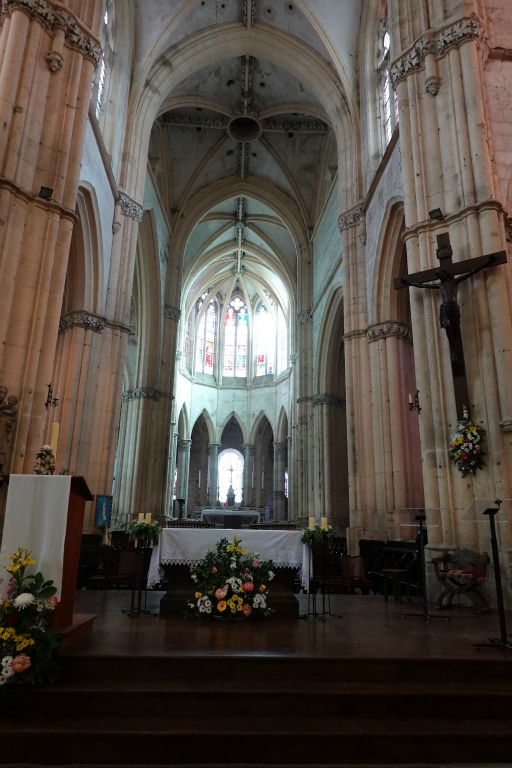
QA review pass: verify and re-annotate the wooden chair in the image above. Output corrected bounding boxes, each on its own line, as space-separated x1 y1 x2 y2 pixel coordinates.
432 549 490 613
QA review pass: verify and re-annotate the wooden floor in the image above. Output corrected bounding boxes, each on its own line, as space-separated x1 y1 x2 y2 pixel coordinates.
67 588 512 660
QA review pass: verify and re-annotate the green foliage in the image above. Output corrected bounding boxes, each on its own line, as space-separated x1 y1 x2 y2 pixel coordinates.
301 524 337 548
127 520 161 546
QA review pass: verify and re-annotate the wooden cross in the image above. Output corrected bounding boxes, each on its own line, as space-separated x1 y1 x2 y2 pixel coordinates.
394 232 507 418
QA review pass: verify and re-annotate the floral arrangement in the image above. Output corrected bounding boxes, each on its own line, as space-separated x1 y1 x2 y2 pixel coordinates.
33 445 55 475
127 519 161 547
301 523 337 548
0 548 60 689
187 536 275 620
448 408 485 476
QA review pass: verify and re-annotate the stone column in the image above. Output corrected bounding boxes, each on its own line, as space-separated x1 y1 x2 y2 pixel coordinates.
312 393 348 528
176 438 191 516
366 322 423 538
295 310 314 520
339 203 375 540
0 0 104 474
273 442 287 521
243 443 255 507
207 442 221 506
389 5 512 553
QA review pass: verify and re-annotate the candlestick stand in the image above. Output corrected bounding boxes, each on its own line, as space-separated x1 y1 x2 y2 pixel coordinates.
474 500 512 651
401 511 449 624
123 545 156 618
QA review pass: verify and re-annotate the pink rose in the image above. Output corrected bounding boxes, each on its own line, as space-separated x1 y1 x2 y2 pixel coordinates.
243 581 254 593
242 603 252 617
252 559 260 568
11 654 31 674
49 596 59 608
211 565 218 573
214 586 228 600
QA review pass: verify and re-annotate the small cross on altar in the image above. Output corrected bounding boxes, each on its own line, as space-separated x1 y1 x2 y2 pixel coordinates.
394 232 507 418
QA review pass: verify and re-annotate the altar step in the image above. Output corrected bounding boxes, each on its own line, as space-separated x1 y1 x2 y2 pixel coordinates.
2 655 512 765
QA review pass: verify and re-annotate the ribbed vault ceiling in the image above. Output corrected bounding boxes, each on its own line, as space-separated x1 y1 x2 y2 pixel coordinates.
140 0 361 312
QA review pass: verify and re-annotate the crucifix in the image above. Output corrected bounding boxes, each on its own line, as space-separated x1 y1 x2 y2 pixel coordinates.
394 232 507 418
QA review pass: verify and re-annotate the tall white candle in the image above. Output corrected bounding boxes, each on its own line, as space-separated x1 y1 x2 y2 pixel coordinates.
50 422 59 457
198 470 201 488
308 516 315 530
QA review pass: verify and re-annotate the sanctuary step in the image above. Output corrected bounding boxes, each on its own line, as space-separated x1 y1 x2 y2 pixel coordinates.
2 652 512 764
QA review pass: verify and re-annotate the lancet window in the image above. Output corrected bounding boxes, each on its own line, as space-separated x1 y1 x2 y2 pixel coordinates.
377 6 398 147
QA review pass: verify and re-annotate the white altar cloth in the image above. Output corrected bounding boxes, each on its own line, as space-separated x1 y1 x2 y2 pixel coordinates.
0 475 72 599
147 528 309 589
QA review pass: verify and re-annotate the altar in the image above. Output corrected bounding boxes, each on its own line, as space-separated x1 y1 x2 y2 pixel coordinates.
148 528 309 617
200 507 261 526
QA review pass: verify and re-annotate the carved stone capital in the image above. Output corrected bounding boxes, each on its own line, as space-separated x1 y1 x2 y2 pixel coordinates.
338 203 364 231
296 396 313 405
177 438 192 451
297 310 312 324
121 387 173 403
112 219 121 235
391 16 484 87
367 322 413 344
117 192 143 223
313 393 346 409
164 304 181 321
244 443 256 457
289 353 297 366
59 311 105 333
0 0 102 65
273 442 287 457
500 418 512 432
208 442 222 456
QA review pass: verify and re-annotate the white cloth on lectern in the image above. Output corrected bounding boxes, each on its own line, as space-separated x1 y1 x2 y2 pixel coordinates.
0 475 71 598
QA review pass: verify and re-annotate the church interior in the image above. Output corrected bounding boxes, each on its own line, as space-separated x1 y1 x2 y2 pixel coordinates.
1 0 512 765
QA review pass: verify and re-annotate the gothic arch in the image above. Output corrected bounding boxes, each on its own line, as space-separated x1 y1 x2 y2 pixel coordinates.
64 184 103 314
218 411 246 446
177 403 189 439
249 410 274 444
371 198 407 325
276 406 289 444
196 408 215 444
315 286 345 395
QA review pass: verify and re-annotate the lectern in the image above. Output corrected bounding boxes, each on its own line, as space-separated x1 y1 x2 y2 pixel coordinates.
0 475 94 636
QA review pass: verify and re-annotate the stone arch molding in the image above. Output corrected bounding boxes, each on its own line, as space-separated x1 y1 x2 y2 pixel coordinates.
249 410 275 444
194 408 215 444
371 198 408 327
276 406 289 444
314 285 344 396
218 411 247 445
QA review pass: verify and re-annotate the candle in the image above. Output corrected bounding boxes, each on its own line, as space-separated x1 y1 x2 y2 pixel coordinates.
50 422 59 457
198 470 201 489
137 513 145 522
321 516 328 530
261 471 264 489
145 513 152 523
308 516 315 530
408 393 413 405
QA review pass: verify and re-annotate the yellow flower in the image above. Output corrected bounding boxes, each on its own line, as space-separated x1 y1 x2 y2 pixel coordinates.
217 600 227 612
194 592 202 599
259 584 266 592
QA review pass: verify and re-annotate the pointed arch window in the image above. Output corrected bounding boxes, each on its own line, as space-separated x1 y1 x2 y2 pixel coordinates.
223 297 248 377
377 5 398 147
254 301 275 376
92 0 114 119
195 300 217 375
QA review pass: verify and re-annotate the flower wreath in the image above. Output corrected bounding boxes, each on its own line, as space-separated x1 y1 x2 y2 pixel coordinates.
186 536 275 620
448 408 485 476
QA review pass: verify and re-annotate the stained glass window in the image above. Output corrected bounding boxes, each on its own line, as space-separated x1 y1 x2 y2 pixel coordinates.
254 302 274 375
195 300 217 374
223 297 247 377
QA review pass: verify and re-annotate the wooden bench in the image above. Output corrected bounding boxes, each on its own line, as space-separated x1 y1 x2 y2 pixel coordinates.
432 549 490 613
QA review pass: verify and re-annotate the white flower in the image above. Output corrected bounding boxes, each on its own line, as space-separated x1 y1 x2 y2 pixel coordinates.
13 592 36 610
226 577 242 591
0 656 14 685
253 594 266 609
268 571 275 581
